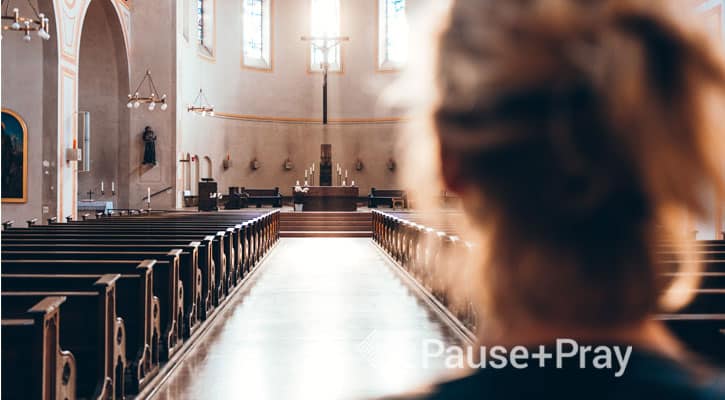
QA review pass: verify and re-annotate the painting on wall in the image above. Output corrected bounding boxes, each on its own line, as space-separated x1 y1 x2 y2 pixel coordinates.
2 109 28 203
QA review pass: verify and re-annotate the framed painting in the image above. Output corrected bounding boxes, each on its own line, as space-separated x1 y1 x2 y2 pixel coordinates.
2 108 28 203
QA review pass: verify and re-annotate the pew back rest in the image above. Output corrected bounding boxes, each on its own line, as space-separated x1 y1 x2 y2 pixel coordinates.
370 188 407 198
241 187 281 197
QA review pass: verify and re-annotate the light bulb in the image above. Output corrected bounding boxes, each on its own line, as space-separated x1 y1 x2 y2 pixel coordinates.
201 111 207 117
37 28 45 38
133 101 141 109
209 111 215 117
126 102 133 109
11 22 20 30
160 103 168 111
23 33 31 42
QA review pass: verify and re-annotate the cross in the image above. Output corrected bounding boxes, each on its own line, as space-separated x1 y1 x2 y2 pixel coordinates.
86 189 95 201
301 35 350 124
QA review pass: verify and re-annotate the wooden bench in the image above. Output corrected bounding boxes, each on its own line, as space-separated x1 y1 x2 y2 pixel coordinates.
2 296 77 400
240 187 283 208
2 236 215 324
369 188 407 208
1 259 158 393
2 274 125 399
2 250 183 361
2 242 203 336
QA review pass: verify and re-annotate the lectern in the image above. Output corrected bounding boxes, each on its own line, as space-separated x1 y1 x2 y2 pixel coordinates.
198 179 218 211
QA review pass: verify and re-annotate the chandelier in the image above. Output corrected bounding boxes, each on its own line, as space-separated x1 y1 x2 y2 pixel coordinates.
127 69 168 111
2 0 51 41
187 88 214 117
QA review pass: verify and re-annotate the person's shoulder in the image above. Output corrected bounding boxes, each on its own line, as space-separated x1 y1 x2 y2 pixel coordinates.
384 350 725 400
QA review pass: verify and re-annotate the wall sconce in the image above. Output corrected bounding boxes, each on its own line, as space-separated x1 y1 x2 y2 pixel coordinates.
250 158 260 170
355 158 364 171
283 158 293 171
386 158 396 172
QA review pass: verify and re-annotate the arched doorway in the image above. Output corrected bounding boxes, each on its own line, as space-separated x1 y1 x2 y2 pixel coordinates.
77 0 130 208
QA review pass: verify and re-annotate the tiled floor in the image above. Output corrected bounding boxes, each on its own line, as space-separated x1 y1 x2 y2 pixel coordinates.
150 238 464 400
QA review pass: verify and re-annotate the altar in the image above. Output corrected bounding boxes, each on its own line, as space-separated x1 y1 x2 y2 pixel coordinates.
295 186 359 211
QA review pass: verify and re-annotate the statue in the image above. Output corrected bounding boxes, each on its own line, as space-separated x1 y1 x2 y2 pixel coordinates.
142 126 157 165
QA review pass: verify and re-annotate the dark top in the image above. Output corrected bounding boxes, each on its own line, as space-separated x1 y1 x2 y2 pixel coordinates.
396 349 725 400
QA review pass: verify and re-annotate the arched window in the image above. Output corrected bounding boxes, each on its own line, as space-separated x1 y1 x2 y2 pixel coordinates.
309 0 341 72
378 0 407 70
197 0 216 58
243 0 272 70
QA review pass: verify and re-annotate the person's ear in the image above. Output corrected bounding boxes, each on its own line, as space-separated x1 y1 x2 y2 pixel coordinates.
440 146 467 194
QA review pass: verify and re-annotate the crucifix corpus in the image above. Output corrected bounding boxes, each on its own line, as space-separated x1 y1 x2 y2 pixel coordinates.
301 35 350 124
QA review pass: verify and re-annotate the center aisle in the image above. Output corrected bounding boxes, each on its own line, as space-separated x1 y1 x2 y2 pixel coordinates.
151 238 466 400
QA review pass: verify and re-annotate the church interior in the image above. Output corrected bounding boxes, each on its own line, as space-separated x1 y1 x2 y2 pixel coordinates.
1 0 725 399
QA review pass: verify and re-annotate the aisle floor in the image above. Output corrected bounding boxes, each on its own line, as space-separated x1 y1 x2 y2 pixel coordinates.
151 238 465 400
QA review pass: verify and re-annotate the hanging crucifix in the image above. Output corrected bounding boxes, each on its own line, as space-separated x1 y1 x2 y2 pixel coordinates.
301 35 350 124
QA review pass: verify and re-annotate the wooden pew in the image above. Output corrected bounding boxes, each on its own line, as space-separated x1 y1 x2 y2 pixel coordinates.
4 225 239 304
2 296 77 400
373 210 725 365
2 242 203 336
3 274 125 399
3 236 216 321
369 188 407 208
240 187 283 208
2 230 228 308
1 260 158 393
2 250 183 361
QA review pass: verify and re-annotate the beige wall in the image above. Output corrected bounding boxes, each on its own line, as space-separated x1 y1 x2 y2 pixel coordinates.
1 0 44 223
78 0 126 203
179 117 404 197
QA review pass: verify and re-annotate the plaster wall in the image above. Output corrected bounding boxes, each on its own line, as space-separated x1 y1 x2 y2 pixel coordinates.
78 0 124 202
1 0 44 223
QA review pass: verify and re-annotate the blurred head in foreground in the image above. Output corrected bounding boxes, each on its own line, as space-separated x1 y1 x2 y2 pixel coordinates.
427 0 725 338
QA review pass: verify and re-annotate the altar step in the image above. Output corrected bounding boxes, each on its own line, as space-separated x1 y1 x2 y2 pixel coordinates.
280 211 372 238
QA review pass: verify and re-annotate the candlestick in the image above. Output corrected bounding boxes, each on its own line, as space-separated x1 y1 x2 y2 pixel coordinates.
351 180 355 186
304 180 308 186
296 180 300 186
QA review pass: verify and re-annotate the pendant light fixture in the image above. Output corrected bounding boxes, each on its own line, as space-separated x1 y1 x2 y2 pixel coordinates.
126 69 169 111
2 0 51 41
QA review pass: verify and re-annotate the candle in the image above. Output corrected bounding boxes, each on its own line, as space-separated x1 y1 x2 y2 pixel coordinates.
351 180 355 186
73 138 77 149
312 164 315 172
147 187 151 202
345 170 348 178
111 181 115 192
304 180 308 186
304 170 308 178
296 180 300 186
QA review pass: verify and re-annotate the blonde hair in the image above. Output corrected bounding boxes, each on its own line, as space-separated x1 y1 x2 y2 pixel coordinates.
431 0 725 331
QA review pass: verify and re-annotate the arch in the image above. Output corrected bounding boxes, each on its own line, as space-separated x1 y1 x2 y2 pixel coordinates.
77 0 131 208
202 156 213 180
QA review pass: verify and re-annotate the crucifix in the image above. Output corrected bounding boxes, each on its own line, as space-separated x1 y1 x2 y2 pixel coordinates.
301 35 350 124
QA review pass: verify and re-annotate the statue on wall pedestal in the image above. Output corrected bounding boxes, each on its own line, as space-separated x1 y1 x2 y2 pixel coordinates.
142 126 157 165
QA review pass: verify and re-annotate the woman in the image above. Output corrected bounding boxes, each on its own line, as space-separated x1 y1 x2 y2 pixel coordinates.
404 0 725 398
